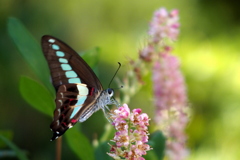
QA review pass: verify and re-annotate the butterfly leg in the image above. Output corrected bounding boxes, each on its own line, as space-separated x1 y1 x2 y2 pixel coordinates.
101 106 113 122
111 98 120 107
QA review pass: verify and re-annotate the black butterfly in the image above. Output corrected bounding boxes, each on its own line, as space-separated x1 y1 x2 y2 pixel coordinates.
41 35 118 141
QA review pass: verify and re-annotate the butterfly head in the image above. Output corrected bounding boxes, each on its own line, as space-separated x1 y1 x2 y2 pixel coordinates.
107 88 114 97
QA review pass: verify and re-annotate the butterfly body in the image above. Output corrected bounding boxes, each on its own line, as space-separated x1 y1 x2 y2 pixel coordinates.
41 35 117 141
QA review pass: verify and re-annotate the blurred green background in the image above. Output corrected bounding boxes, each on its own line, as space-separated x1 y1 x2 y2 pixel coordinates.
1 0 240 159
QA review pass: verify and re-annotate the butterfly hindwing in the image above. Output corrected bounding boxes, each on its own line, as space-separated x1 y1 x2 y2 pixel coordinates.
50 83 100 140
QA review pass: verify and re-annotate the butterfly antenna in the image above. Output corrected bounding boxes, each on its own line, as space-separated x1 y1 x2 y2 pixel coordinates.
108 62 121 88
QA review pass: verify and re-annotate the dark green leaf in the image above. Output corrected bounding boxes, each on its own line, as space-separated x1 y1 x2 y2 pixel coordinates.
148 130 166 160
95 141 112 160
0 130 13 148
7 17 54 95
65 126 95 160
0 135 28 160
19 76 54 117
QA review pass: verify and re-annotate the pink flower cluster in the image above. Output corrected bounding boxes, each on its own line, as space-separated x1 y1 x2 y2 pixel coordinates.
139 8 179 62
116 7 188 160
149 8 179 43
107 104 151 160
153 54 186 112
139 8 189 160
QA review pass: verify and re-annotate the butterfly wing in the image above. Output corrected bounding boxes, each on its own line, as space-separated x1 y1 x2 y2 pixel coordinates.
41 35 103 90
41 35 103 140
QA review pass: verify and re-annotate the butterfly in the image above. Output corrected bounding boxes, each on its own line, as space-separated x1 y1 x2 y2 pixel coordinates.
41 35 118 141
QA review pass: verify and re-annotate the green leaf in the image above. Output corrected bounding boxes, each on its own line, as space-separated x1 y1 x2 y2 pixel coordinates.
65 126 95 160
7 17 54 95
148 130 166 160
0 130 13 148
19 76 54 117
0 135 29 160
80 47 100 76
95 141 112 160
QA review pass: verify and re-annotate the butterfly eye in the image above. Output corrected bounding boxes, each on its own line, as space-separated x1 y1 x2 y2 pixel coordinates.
107 88 114 97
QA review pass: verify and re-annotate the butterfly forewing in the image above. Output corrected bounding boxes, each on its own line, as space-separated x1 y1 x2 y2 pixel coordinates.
41 35 104 140
41 35 103 90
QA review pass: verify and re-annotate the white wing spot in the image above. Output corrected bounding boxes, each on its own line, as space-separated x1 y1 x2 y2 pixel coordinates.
77 85 89 95
48 39 55 43
58 100 63 106
57 109 61 116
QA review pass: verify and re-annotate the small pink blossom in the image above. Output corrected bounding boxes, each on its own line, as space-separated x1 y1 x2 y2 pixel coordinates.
132 130 148 143
139 45 154 62
113 104 130 119
108 104 151 159
114 119 128 131
149 8 180 43
114 130 129 147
